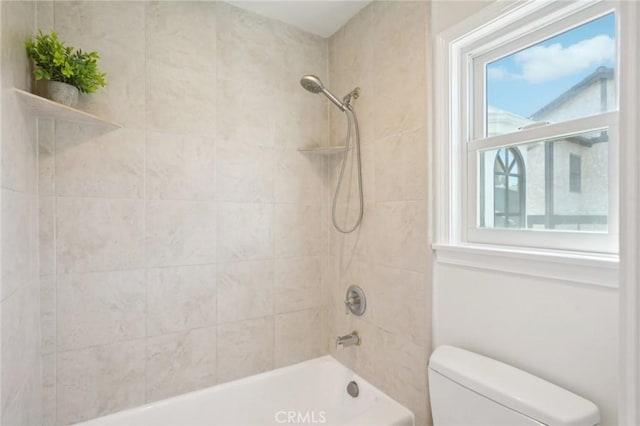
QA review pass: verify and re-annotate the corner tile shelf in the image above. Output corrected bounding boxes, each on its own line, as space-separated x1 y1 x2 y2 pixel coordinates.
14 88 122 128
297 146 346 155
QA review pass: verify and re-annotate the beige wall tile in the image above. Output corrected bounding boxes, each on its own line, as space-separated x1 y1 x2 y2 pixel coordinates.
375 127 428 202
36 2 55 33
217 317 274 383
335 260 375 305
146 200 217 267
42 353 56 426
2 3 41 424
38 119 55 197
374 329 429 426
54 1 145 128
39 196 55 276
329 200 376 262
146 1 216 135
274 257 322 314
374 201 428 273
146 69 216 136
145 1 217 77
216 143 275 203
275 308 324 367
56 198 145 274
329 4 374 86
146 327 217 402
217 260 273 323
55 124 144 198
372 1 428 76
373 66 427 140
274 23 327 95
272 91 327 151
217 77 275 148
57 270 145 351
275 204 322 258
328 144 375 207
56 340 146 426
217 203 274 262
2 95 37 193
370 2 427 140
36 2 340 423
274 150 324 205
321 256 336 314
1 1 35 90
328 3 432 425
147 265 217 336
329 314 378 382
146 131 216 201
40 275 56 355
216 3 280 89
2 188 38 299
369 266 427 346
2 372 41 426
2 287 37 413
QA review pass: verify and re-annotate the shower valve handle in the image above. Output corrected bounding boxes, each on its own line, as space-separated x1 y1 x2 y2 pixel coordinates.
343 285 366 316
344 296 357 315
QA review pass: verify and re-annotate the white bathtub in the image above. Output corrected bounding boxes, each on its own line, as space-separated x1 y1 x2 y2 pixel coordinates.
76 355 414 426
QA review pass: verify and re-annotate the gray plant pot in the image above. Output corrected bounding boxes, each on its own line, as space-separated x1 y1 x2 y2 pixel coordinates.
46 81 79 107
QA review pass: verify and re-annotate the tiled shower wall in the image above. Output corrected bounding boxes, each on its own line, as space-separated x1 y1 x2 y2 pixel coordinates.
1 1 42 425
37 2 329 424
326 3 432 426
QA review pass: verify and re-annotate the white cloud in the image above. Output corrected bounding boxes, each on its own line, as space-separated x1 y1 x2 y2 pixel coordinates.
487 66 518 81
489 35 614 83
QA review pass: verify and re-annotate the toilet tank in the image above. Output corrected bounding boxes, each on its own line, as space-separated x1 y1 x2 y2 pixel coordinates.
428 346 599 426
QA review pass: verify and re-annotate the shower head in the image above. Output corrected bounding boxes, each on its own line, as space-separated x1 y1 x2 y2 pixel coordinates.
300 75 346 111
300 75 324 94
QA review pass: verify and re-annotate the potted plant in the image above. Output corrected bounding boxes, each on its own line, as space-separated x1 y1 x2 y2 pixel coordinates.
25 30 106 107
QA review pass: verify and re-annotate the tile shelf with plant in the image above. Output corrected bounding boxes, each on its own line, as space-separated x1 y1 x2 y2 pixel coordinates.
13 88 121 128
20 30 119 128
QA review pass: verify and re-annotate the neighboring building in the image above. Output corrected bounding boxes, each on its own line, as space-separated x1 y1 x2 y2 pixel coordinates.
482 66 613 231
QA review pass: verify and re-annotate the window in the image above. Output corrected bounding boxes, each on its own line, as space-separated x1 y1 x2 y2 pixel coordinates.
570 154 582 193
488 147 525 228
456 1 619 253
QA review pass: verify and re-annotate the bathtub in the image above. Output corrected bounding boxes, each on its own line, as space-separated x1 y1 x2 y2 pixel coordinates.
76 355 414 426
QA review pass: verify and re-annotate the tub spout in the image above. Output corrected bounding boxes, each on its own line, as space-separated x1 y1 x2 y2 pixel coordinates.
336 331 360 350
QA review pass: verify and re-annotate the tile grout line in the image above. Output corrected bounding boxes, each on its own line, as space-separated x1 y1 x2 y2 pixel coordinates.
214 2 221 387
142 0 149 405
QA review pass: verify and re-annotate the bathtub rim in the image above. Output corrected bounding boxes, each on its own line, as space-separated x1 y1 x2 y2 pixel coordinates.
73 354 415 426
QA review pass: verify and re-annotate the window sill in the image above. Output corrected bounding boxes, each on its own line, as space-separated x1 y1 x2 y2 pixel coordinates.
432 243 619 288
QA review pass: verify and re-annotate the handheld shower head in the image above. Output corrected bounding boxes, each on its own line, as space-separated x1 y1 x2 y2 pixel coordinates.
300 75 324 94
300 75 346 111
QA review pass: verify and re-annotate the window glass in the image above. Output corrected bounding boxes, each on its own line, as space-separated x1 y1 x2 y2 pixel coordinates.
486 13 616 137
569 153 582 193
479 129 608 231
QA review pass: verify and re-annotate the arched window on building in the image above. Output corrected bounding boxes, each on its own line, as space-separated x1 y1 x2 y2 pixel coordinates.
494 147 525 228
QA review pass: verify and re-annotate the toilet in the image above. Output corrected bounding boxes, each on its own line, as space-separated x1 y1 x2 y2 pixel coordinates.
428 346 600 426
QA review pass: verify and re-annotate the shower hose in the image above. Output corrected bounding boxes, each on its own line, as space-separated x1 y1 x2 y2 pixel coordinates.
332 106 364 234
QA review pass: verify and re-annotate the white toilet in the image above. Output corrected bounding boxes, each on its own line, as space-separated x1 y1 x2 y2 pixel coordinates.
428 346 600 426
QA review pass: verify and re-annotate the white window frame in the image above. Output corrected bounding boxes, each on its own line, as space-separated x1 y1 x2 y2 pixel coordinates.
436 0 620 256
433 1 640 422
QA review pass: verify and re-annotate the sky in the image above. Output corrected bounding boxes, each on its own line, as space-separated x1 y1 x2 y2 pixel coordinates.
486 13 616 118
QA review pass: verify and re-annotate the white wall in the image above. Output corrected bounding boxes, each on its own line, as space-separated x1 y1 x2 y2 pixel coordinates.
433 263 618 425
431 2 619 425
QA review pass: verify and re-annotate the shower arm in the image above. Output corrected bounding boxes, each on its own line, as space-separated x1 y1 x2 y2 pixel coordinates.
322 88 349 112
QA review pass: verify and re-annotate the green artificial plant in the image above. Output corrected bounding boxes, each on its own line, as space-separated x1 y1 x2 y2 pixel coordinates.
25 30 106 93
